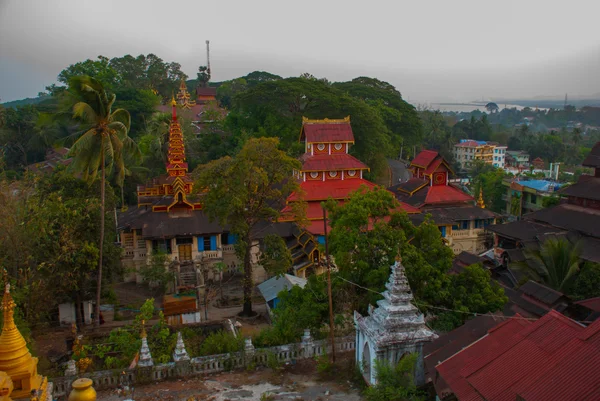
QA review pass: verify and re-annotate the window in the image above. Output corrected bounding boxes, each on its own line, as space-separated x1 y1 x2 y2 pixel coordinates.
334 143 343 150
222 233 237 245
310 171 319 179
530 194 538 204
317 143 325 151
457 220 469 230
152 239 172 254
329 171 338 177
347 170 356 177
439 226 446 237
197 235 217 251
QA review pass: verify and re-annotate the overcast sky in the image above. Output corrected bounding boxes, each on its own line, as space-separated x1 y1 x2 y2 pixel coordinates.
1 0 599 103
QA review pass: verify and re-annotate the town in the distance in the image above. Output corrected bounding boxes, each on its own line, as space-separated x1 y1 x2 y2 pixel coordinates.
1 45 600 401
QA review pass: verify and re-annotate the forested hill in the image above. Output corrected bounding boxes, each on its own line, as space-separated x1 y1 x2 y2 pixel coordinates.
0 54 424 200
2 96 45 108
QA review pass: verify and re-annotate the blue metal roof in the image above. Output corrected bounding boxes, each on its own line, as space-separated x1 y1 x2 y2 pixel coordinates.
257 274 307 303
516 179 563 192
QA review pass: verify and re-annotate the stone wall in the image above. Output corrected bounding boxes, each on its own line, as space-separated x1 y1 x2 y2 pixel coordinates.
50 332 355 400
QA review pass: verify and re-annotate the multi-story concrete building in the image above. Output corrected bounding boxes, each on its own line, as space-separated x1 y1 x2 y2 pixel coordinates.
492 145 507 168
454 140 498 170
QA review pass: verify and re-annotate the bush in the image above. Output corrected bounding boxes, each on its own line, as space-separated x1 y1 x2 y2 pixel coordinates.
198 331 243 356
364 354 426 401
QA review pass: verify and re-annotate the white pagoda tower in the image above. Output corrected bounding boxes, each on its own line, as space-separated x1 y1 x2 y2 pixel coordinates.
354 254 437 385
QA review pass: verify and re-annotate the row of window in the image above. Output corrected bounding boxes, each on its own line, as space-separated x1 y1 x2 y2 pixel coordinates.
494 149 506 154
309 143 344 151
438 219 495 237
151 233 237 254
309 170 357 178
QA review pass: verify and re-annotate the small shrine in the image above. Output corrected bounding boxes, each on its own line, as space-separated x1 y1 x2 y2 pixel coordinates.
354 254 437 385
0 281 51 400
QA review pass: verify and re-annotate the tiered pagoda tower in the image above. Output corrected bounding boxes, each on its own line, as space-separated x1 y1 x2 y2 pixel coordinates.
283 117 418 235
354 254 437 386
0 282 51 400
137 97 200 212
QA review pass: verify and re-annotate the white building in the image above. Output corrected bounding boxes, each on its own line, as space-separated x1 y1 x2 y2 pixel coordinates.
493 145 507 168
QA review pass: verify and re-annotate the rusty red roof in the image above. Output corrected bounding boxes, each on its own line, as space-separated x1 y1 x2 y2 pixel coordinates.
301 123 354 143
411 150 439 168
436 310 600 401
424 185 474 205
424 158 444 175
301 153 369 172
576 297 600 312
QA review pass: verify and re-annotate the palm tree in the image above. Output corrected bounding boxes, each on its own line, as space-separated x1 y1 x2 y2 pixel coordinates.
514 237 581 292
67 76 137 327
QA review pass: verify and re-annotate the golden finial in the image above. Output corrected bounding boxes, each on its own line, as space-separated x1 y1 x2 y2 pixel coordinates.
395 249 402 264
141 320 147 339
170 93 177 107
477 187 485 209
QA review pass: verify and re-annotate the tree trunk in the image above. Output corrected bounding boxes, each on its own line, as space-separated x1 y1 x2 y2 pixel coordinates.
121 184 125 210
241 237 254 317
95 148 105 328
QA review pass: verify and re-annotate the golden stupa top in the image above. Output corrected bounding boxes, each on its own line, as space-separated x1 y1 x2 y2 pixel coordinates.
477 187 486 209
170 95 177 107
0 283 36 375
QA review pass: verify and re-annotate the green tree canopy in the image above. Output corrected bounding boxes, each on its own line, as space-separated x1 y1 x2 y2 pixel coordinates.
194 137 304 316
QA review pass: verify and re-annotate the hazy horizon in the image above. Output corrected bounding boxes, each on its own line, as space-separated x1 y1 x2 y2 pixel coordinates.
1 0 599 104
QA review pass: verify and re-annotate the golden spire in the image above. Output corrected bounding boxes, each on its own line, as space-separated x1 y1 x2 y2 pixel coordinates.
141 320 147 339
477 187 485 209
170 93 177 107
0 281 44 399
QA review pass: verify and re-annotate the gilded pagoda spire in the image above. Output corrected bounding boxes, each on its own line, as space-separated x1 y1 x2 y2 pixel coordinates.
477 187 485 208
176 79 196 109
0 280 48 400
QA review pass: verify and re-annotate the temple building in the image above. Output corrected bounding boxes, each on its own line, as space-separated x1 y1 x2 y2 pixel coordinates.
488 141 600 267
157 80 224 134
354 254 437 386
389 150 497 254
280 117 419 277
118 99 252 284
0 283 51 401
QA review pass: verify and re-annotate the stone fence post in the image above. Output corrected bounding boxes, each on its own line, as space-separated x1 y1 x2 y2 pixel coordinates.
244 338 255 366
301 329 314 358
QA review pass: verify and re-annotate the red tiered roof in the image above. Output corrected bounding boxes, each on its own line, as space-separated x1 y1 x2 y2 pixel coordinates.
301 122 354 143
436 310 600 401
301 153 369 172
411 150 439 168
288 179 378 202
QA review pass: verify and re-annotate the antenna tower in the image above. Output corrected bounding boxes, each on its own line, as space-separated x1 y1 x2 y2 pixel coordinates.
564 93 567 109
206 40 211 77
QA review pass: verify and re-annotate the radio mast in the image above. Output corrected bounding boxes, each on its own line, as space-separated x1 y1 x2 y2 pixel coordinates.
206 40 211 78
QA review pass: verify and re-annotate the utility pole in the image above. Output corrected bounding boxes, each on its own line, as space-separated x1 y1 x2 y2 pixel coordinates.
322 204 336 363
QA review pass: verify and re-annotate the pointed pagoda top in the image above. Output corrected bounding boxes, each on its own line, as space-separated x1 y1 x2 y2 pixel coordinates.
477 187 485 209
0 280 38 376
354 253 437 348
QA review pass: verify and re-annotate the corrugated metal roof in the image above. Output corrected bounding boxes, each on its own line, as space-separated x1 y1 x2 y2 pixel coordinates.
436 310 600 401
257 274 307 303
302 123 354 143
410 150 439 168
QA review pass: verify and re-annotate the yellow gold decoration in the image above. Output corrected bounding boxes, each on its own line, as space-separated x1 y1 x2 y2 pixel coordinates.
302 116 350 124
176 79 196 110
0 283 47 399
0 371 13 401
68 378 96 401
141 320 147 339
170 94 177 107
477 187 485 209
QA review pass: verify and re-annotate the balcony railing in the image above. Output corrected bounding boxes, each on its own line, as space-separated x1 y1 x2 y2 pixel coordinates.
222 245 235 252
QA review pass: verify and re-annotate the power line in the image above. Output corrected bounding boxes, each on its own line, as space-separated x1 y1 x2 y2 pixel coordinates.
334 275 597 325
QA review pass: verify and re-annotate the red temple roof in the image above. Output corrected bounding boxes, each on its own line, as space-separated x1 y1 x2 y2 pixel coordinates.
301 122 354 143
411 150 439 168
436 310 600 401
424 185 474 205
288 179 378 202
301 153 369 172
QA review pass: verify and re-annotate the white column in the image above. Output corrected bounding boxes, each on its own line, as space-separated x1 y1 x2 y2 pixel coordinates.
341 170 344 180
328 144 331 155
346 143 349 153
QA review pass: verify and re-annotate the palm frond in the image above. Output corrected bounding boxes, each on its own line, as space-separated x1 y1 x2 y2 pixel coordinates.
110 109 131 131
72 102 99 125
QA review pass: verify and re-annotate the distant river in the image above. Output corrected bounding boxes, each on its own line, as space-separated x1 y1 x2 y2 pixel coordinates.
427 103 548 113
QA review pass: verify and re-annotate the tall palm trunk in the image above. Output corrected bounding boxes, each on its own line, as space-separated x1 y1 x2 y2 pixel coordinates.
95 147 105 327
241 236 253 316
